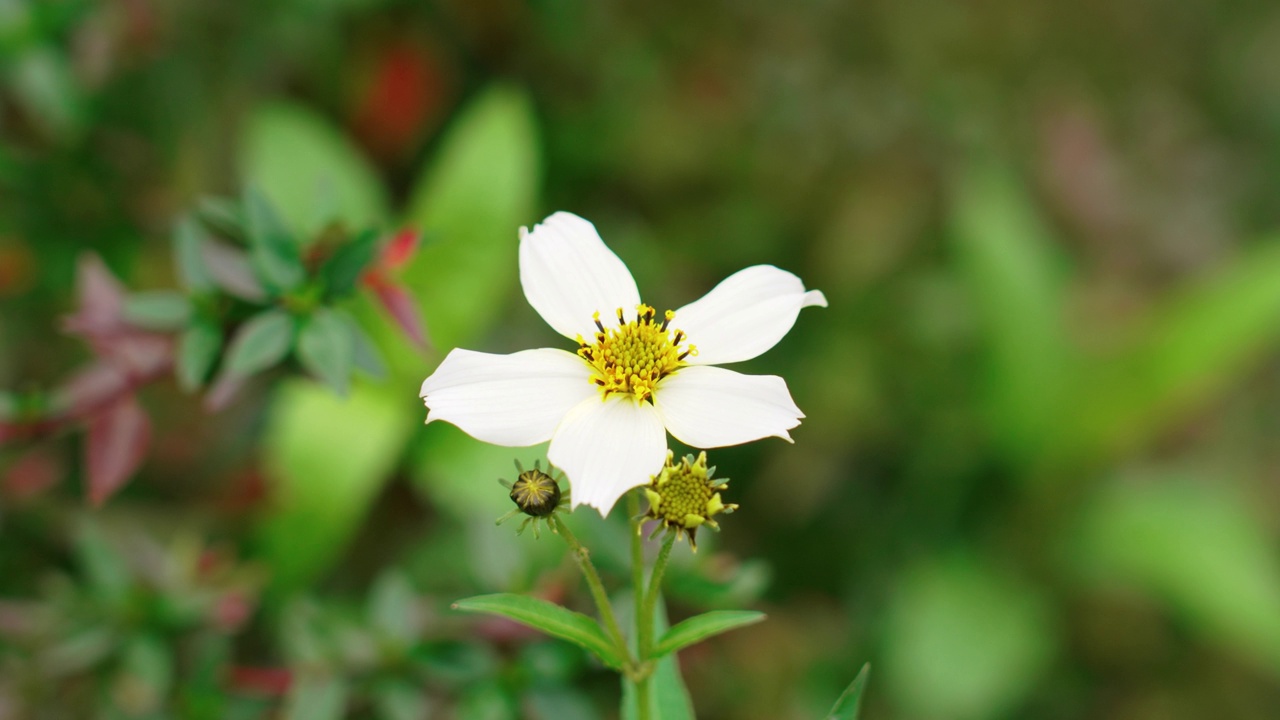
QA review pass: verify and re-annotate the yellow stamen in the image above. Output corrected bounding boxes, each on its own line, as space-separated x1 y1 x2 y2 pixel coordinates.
578 304 692 402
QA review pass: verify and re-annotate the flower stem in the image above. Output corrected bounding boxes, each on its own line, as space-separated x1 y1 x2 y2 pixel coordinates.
553 515 629 664
641 531 677 657
628 492 652 720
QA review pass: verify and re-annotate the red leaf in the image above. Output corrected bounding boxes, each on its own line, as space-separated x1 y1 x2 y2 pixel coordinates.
229 666 293 696
3 447 64 500
85 395 151 506
382 229 420 270
371 279 429 349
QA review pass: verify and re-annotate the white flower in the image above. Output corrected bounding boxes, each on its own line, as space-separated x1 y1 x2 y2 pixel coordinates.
419 212 827 515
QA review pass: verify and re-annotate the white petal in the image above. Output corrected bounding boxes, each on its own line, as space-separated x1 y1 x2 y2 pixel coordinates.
673 265 827 366
420 348 596 446
520 212 642 341
549 394 667 515
654 365 805 448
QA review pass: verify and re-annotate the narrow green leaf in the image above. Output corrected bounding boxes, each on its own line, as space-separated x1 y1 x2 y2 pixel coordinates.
257 382 414 596
1068 240 1280 463
826 663 871 720
224 309 295 377
174 216 216 292
296 308 355 396
243 186 305 291
453 593 625 669
950 161 1072 465
320 230 378 300
123 291 192 330
1073 477 1280 673
650 610 765 659
177 321 223 392
402 84 539 350
239 102 390 239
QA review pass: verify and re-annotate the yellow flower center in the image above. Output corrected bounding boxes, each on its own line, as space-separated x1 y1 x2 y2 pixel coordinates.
577 305 696 403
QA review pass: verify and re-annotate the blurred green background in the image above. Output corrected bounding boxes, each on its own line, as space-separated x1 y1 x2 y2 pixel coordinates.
5 0 1280 718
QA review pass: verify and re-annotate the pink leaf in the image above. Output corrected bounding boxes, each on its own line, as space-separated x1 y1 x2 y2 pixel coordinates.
199 240 267 301
85 395 151 506
203 371 246 413
63 253 125 338
371 279 429 350
382 229 420 270
109 334 174 377
56 363 130 418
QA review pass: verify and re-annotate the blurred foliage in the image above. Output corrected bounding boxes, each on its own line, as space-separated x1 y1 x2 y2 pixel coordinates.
4 0 1280 718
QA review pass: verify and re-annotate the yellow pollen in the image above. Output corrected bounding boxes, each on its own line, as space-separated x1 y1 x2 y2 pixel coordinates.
577 304 694 402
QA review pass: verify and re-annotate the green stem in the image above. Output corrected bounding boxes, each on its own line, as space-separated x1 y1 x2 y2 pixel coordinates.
640 531 677 658
553 516 629 664
628 492 652 720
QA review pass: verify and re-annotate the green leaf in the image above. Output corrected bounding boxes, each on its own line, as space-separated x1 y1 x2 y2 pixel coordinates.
283 673 348 720
224 309 296 377
1072 476 1280 673
75 522 130 607
1067 240 1280 463
195 196 246 241
526 688 599 720
296 309 355 396
351 324 388 380
10 46 83 141
950 161 1072 466
372 680 430 720
650 610 765 659
117 634 173 714
402 84 539 350
257 382 415 596
826 663 871 720
321 230 378 300
239 102 390 239
123 291 192 330
243 186 305 292
177 320 223 392
453 593 626 669
458 681 518 720
368 571 418 641
882 553 1054 720
174 216 216 292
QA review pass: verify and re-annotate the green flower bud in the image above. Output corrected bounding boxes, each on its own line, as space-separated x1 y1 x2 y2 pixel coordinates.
642 451 737 552
497 460 569 539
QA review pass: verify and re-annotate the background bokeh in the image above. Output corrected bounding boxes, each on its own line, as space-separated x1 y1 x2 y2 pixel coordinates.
4 0 1280 718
